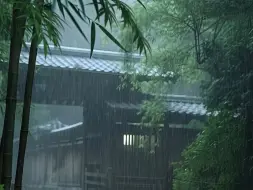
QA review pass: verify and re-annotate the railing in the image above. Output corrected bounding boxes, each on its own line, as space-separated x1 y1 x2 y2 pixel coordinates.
21 168 167 190
115 175 165 190
84 167 113 190
84 169 166 190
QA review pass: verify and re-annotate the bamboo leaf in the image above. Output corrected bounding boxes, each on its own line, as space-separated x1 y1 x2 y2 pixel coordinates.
133 32 139 42
96 22 127 52
78 0 86 17
63 4 88 42
92 0 100 20
56 0 65 18
43 39 49 58
95 8 104 21
136 0 146 9
52 0 57 10
90 22 96 58
22 41 28 50
68 1 88 24
100 0 105 10
104 11 109 26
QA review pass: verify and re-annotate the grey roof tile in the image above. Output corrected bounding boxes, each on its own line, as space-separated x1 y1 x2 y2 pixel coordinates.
166 102 206 116
20 51 124 74
106 99 207 116
20 45 175 77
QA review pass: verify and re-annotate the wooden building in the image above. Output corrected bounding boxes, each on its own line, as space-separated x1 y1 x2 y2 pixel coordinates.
13 45 207 190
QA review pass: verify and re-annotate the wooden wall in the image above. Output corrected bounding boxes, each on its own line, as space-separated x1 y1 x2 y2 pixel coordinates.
110 124 199 178
22 124 199 189
23 128 84 188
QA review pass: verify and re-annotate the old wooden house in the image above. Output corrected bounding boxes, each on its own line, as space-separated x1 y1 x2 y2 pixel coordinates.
13 45 207 190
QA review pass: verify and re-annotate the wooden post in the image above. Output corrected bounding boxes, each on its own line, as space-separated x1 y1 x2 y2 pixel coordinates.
105 110 114 171
163 113 171 190
82 100 89 190
107 167 113 190
167 165 173 190
80 142 84 189
44 145 48 186
96 168 100 188
36 146 39 185
84 167 88 190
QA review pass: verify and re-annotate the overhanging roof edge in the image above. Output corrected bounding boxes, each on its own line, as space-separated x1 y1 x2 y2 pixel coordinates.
23 43 143 62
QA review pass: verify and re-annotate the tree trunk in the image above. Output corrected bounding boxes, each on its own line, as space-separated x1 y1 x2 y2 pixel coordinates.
0 127 6 183
242 78 253 190
238 51 253 190
14 25 39 190
240 113 253 190
1 1 28 189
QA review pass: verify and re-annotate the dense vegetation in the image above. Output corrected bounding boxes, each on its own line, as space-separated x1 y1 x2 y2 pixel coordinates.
119 0 253 189
1 0 253 189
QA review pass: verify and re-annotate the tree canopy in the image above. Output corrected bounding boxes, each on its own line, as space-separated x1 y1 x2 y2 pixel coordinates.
118 0 253 189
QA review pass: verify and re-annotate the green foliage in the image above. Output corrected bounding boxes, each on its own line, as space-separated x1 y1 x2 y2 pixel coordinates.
53 0 151 57
2 0 150 58
0 0 11 63
23 0 64 55
170 1 253 189
173 111 245 190
119 0 207 82
0 1 11 41
117 0 207 124
139 97 165 124
184 119 205 129
118 1 253 189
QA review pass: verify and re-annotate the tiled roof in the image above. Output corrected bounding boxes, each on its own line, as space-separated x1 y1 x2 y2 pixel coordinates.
20 44 174 77
15 119 67 142
34 119 66 131
20 51 124 74
20 44 139 75
14 120 83 142
166 101 206 116
51 122 82 133
106 95 207 116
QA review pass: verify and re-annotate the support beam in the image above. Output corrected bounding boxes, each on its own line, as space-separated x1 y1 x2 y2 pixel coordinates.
163 113 171 190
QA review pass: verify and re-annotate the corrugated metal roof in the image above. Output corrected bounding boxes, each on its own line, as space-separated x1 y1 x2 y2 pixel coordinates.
106 97 207 116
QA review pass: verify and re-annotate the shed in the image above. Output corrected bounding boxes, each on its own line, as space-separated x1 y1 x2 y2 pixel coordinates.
13 45 207 190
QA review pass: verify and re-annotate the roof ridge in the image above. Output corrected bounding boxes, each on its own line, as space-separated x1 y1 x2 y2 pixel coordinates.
106 100 207 116
165 94 203 104
23 43 142 62
149 94 203 104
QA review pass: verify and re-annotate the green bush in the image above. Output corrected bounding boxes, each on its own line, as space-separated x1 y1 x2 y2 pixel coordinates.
173 110 245 190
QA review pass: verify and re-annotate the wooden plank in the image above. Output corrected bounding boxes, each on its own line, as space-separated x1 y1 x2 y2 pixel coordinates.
84 179 106 186
85 172 106 178
107 167 114 190
57 183 81 187
116 176 165 180
84 168 88 190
